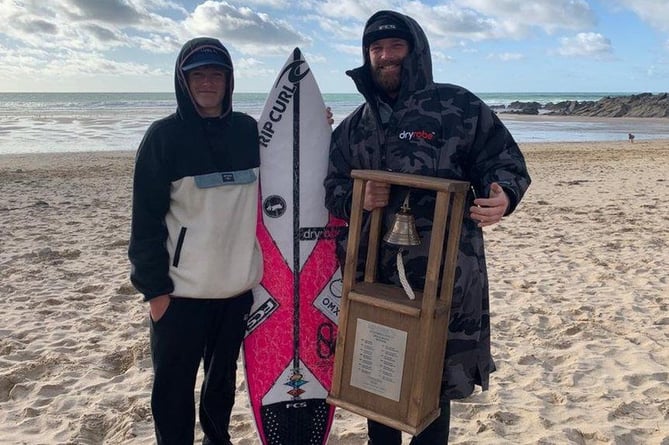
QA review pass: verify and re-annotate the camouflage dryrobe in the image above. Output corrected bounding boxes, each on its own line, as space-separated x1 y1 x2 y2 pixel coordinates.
324 10 531 400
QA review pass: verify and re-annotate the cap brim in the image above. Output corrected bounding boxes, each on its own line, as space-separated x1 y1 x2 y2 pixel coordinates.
182 60 232 71
363 30 412 47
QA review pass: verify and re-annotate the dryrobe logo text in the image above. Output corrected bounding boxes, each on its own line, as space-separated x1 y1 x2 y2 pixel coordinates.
298 226 342 241
258 59 310 148
398 129 436 141
263 195 286 218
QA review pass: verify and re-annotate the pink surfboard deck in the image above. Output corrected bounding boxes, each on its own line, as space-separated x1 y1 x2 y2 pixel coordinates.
243 47 344 445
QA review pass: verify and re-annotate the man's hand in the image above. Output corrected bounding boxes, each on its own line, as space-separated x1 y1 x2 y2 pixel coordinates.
470 182 509 227
149 294 171 322
326 107 334 126
364 180 390 211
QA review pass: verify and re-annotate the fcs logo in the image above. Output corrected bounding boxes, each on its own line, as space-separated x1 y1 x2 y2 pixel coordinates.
398 130 436 141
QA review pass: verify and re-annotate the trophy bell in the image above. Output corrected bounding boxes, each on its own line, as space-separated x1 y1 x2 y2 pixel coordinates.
384 194 420 247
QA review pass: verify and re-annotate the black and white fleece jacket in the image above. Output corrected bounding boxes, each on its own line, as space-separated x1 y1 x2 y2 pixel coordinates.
128 37 262 301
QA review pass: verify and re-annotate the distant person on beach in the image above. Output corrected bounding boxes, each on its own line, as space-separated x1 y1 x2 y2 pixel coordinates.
128 37 261 445
628 133 635 143
324 10 531 444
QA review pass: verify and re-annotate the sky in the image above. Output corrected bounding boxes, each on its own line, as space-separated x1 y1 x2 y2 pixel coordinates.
0 0 667 94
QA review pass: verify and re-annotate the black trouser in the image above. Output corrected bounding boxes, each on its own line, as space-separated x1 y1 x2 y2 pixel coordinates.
367 400 451 445
149 292 253 445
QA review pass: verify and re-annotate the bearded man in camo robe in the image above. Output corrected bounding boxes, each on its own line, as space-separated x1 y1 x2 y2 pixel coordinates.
324 10 532 445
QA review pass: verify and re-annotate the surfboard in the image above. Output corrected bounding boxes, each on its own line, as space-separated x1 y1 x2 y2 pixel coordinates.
244 47 345 445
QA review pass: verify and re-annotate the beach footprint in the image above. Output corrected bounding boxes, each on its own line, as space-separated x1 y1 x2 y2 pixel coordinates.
72 412 109 444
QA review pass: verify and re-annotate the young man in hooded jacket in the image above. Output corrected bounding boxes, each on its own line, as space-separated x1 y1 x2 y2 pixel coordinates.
324 11 531 445
128 37 261 445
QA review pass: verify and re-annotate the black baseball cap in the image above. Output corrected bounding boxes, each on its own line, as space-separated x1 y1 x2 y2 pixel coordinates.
363 15 412 47
182 47 232 71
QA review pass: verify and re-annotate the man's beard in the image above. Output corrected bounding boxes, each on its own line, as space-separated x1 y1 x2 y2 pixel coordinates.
372 64 402 96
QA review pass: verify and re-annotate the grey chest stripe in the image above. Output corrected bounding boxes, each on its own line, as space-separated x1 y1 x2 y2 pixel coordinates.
194 169 257 188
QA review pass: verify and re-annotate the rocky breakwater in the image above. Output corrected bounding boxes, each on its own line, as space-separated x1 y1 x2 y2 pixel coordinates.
502 93 669 117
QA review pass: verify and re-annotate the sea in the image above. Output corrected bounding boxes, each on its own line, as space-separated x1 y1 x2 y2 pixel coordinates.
1 92 668 155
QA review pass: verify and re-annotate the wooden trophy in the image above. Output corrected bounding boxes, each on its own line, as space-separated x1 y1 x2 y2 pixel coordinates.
327 169 469 435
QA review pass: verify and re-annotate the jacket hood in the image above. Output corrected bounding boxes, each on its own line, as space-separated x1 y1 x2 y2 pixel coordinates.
174 37 234 120
349 10 433 103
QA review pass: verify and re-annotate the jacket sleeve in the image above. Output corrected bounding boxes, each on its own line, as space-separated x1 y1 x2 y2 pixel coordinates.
324 119 354 220
128 123 174 301
467 101 531 215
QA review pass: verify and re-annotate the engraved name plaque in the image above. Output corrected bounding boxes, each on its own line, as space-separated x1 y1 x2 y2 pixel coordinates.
350 318 407 401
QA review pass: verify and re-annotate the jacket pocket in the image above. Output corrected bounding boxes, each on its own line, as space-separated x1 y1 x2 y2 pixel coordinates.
173 227 187 267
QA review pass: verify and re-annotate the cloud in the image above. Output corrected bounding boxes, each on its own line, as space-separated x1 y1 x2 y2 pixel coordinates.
0 0 664 92
15 17 59 35
311 15 361 41
431 51 454 63
317 1 505 46
83 23 124 43
134 34 182 54
64 0 144 25
315 0 388 20
487 52 525 61
557 32 613 58
0 0 178 51
453 0 596 34
0 0 319 90
312 0 597 49
236 57 265 69
238 0 291 7
234 56 276 78
183 1 310 55
0 0 183 91
0 45 50 77
613 0 669 33
420 3 504 45
302 51 326 64
333 43 361 56
1 42 165 87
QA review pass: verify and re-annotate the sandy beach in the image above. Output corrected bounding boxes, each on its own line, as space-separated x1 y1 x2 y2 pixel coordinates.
0 140 667 444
